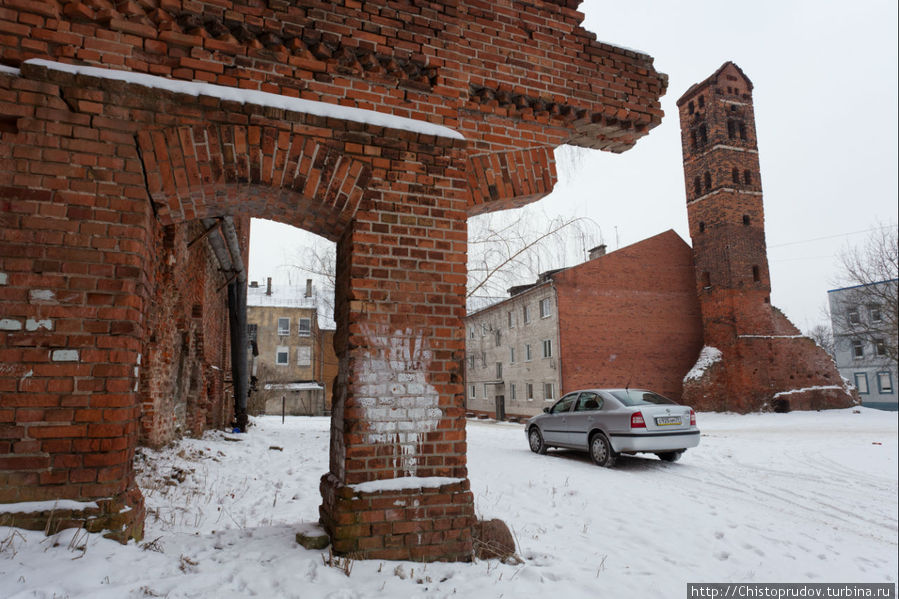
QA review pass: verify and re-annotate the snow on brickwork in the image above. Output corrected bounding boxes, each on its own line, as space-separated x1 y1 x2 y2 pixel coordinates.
684 346 723 382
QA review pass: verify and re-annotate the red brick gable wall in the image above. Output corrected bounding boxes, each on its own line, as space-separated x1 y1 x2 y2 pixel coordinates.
553 230 703 401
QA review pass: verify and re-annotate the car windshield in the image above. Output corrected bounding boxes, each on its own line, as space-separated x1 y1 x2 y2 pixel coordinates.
609 390 675 406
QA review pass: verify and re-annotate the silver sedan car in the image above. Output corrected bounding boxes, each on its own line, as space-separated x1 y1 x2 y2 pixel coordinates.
525 389 700 467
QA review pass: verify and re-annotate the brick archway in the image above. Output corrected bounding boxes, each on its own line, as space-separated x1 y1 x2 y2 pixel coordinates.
138 125 371 241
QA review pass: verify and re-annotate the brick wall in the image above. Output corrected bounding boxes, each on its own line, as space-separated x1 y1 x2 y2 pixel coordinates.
677 63 856 413
554 230 703 402
0 0 666 559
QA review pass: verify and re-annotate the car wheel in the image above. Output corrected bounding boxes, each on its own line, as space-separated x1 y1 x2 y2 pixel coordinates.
528 427 547 455
657 451 683 462
589 433 616 467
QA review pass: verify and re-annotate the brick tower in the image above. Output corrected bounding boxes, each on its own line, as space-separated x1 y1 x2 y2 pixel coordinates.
677 63 856 412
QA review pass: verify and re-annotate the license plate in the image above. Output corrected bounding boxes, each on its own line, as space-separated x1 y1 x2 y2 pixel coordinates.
655 416 681 426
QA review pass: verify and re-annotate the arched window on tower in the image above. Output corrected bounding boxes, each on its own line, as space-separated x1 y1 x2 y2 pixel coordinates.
732 167 740 184
743 170 752 185
693 176 701 195
688 101 695 115
703 171 712 191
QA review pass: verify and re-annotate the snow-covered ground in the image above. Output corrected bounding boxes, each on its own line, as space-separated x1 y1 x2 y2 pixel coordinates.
1 408 896 598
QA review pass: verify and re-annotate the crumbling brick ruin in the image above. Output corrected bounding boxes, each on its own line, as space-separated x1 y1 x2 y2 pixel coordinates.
0 1 666 559
678 63 856 413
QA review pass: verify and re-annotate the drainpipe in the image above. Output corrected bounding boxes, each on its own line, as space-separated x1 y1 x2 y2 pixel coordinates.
201 216 249 432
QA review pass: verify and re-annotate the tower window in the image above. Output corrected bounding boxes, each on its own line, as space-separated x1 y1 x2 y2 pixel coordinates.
688 101 695 115
752 265 760 282
742 214 751 226
699 124 708 145
701 271 711 288
732 167 740 183
690 130 697 149
739 123 747 140
699 221 706 233
727 119 736 139
703 171 711 191
698 95 705 108
743 170 752 185
693 176 701 195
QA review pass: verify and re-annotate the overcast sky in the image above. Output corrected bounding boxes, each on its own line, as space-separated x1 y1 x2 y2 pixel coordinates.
250 0 898 331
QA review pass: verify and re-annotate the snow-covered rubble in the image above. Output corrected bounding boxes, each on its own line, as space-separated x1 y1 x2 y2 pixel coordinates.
1 408 896 598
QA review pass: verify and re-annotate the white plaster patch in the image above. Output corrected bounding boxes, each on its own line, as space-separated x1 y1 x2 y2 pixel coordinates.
0 318 22 331
25 318 53 331
356 326 442 477
29 289 56 302
51 349 79 362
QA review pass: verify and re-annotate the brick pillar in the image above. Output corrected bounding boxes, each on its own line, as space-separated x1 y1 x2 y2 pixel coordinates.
319 140 475 561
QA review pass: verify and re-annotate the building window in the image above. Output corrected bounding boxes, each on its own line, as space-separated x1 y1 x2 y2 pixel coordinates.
851 339 864 358
510 383 517 400
542 339 552 358
508 311 515 328
699 124 707 145
690 130 697 149
727 119 736 139
481 352 486 367
522 305 530 324
732 167 739 183
544 382 555 401
693 176 701 195
870 306 882 323
699 221 705 233
468 355 474 369
743 170 751 185
247 323 258 342
481 323 487 337
496 362 502 379
470 384 476 399
877 372 893 394
469 328 475 339
483 383 489 397
739 123 747 140
525 344 532 361
495 330 502 346
298 318 311 336
510 347 516 363
276 346 289 365
698 95 705 108
539 297 552 318
875 338 887 357
703 171 711 191
752 265 760 282
854 372 869 394
277 317 290 336
688 101 695 115
702 271 711 288
742 214 750 226
848 308 860 325
526 383 534 401
297 346 311 366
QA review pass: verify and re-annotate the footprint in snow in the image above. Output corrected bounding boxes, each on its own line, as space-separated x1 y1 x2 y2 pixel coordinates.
714 531 724 539
714 551 729 561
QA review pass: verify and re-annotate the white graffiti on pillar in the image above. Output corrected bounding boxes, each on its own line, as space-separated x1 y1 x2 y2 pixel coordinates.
356 325 442 477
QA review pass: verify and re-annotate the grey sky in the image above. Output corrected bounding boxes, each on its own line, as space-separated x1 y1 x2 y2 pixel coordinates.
250 0 898 330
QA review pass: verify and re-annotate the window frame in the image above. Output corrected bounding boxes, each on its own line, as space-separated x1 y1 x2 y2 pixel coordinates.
297 345 312 366
876 371 893 394
847 308 860 325
525 344 532 361
851 339 864 359
539 297 552 318
526 383 534 401
298 317 312 337
542 339 552 358
275 346 289 366
543 382 555 402
277 317 291 336
854 372 869 395
522 304 530 324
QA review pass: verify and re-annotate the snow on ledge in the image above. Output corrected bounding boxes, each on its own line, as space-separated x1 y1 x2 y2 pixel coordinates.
684 346 722 382
350 476 465 494
738 334 806 339
0 64 20 76
0 499 99 514
23 59 464 141
773 385 845 398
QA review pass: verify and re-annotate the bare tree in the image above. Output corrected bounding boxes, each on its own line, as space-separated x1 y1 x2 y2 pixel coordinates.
467 209 603 310
805 323 835 358
829 225 898 365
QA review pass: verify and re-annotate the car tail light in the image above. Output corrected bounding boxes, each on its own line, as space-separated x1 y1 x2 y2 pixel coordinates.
630 411 645 429
690 409 696 426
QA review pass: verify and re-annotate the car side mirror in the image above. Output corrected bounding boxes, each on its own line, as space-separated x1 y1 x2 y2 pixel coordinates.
543 407 549 413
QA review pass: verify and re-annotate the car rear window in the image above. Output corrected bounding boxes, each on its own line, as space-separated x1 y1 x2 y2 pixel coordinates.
610 390 676 406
